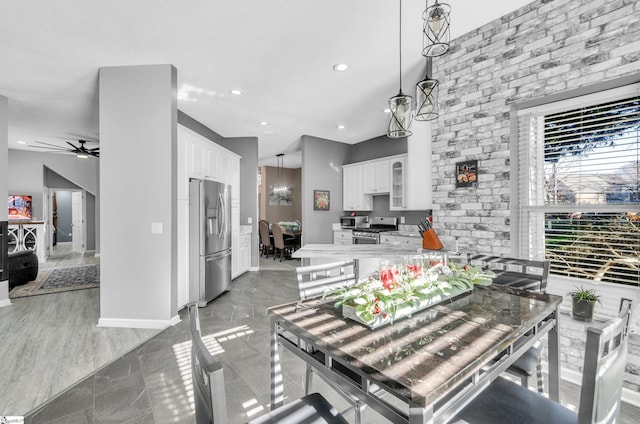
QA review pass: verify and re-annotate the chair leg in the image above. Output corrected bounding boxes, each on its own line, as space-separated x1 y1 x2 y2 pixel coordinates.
519 374 528 388
305 363 313 395
354 401 364 424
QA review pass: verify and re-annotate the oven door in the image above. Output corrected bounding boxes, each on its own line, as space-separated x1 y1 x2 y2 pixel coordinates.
352 234 379 244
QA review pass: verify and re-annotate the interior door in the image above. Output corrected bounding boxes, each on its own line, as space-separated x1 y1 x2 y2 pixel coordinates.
71 191 85 253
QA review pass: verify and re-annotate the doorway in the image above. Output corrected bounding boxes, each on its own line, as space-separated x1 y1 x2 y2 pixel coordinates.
46 188 87 259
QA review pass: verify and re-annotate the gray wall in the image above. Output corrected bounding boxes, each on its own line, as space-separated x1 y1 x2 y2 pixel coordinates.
345 134 407 165
8 150 98 221
99 64 177 326
1 96 7 301
301 135 349 244
178 111 260 269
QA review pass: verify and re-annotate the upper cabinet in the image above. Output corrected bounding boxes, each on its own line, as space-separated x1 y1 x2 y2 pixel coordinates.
389 155 407 210
406 122 432 210
343 164 372 211
363 159 390 194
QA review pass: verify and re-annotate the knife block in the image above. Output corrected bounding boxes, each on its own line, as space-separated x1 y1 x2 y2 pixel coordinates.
422 228 444 250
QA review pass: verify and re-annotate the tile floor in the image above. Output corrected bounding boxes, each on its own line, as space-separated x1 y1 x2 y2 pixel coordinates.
14 256 640 423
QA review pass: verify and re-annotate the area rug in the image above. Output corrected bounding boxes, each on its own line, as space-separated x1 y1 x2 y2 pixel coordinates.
9 264 100 298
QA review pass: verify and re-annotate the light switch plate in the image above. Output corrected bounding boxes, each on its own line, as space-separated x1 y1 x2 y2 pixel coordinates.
248 217 252 224
151 222 163 234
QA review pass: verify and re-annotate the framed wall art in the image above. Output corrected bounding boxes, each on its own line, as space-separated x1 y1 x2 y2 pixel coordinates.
313 190 330 210
456 160 478 188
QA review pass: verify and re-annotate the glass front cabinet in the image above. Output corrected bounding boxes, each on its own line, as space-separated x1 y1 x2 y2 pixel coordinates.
389 155 406 210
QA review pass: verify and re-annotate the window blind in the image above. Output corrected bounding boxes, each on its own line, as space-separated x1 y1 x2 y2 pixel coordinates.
517 89 639 286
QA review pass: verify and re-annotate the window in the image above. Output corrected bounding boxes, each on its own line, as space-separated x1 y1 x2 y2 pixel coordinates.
516 84 640 286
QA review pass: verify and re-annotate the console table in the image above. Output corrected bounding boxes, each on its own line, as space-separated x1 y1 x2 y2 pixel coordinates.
8 222 46 263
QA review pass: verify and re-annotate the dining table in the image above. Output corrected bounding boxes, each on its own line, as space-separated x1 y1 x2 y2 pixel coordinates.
268 284 562 424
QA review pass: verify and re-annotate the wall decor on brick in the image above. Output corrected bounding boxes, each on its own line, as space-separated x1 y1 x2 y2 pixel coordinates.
455 160 478 188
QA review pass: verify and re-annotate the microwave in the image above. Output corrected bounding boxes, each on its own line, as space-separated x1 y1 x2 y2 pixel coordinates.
340 216 368 229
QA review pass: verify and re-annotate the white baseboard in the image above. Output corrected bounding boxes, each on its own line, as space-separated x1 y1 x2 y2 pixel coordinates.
0 299 11 308
98 314 180 329
248 266 259 272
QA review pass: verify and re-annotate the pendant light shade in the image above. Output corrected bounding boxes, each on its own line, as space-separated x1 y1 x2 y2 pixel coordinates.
388 90 414 138
422 0 451 57
273 153 291 196
387 0 413 139
415 58 439 121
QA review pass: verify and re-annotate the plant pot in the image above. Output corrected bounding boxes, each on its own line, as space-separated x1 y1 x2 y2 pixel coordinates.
572 297 596 321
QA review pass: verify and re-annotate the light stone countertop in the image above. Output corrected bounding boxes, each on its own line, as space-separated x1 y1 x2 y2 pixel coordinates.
292 243 424 259
239 225 252 235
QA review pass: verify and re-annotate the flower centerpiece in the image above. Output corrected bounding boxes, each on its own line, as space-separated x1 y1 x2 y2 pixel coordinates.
323 258 496 329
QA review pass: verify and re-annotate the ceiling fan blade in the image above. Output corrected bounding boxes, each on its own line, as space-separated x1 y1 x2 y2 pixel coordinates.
29 145 69 151
33 141 69 149
66 141 79 150
88 147 100 151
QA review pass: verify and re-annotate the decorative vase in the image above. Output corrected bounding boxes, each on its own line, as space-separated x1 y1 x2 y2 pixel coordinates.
572 297 596 321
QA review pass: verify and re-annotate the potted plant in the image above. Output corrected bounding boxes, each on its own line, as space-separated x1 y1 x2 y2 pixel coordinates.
568 286 600 321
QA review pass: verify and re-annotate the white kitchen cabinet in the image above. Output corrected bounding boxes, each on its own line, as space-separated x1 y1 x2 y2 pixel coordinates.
406 122 433 209
204 144 219 181
333 229 353 245
343 164 372 211
389 155 407 210
363 159 390 194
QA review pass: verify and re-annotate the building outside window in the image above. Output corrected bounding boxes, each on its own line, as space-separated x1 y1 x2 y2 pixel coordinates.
515 84 639 287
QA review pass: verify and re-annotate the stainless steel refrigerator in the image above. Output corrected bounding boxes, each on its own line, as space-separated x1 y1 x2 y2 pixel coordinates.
189 179 232 306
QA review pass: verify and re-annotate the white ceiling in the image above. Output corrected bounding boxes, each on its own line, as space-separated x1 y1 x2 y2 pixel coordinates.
1 0 534 167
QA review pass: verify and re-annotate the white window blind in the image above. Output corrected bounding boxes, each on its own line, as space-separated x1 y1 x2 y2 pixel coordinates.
517 86 640 286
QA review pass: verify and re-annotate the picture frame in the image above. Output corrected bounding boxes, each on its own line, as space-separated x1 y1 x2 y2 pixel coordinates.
313 189 330 210
455 160 478 188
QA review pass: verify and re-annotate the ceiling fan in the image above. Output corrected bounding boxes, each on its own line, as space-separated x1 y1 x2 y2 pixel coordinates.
30 139 100 158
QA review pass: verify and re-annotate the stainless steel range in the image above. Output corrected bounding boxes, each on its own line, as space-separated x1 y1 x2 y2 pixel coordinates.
352 216 398 244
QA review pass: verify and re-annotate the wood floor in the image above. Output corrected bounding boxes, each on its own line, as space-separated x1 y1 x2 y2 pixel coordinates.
0 244 160 415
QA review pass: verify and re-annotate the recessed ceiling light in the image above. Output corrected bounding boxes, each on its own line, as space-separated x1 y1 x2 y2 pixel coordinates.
230 89 243 95
17 140 26 144
337 125 345 130
333 63 348 72
259 121 269 126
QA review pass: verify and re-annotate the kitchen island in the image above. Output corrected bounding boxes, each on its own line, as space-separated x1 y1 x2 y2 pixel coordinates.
292 243 438 277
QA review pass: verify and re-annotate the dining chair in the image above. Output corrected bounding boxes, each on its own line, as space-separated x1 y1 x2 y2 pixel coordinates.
271 223 297 262
259 220 273 258
451 298 632 424
467 254 550 393
188 304 349 424
294 260 371 424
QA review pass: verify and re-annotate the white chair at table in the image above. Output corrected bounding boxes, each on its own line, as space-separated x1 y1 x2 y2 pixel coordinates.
451 298 632 424
467 254 550 393
295 260 370 424
188 304 348 424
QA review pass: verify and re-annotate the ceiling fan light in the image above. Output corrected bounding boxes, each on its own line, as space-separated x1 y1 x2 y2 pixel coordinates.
387 91 414 138
77 153 89 159
422 1 451 57
415 76 439 121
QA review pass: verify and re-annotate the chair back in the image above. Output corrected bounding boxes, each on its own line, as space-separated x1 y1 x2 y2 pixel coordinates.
271 223 285 249
188 304 228 424
296 260 357 300
259 220 271 247
467 255 549 292
578 299 632 424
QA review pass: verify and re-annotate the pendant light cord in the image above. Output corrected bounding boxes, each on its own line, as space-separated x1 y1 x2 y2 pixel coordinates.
398 0 402 92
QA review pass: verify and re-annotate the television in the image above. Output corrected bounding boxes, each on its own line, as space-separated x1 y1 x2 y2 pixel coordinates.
8 195 32 221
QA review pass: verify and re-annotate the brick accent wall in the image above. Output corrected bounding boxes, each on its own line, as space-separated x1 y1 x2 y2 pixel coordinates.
432 0 640 254
430 0 640 398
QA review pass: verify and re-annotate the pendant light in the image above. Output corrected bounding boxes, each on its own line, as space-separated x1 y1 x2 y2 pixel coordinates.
422 0 451 57
387 0 413 139
415 57 439 121
272 153 291 196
